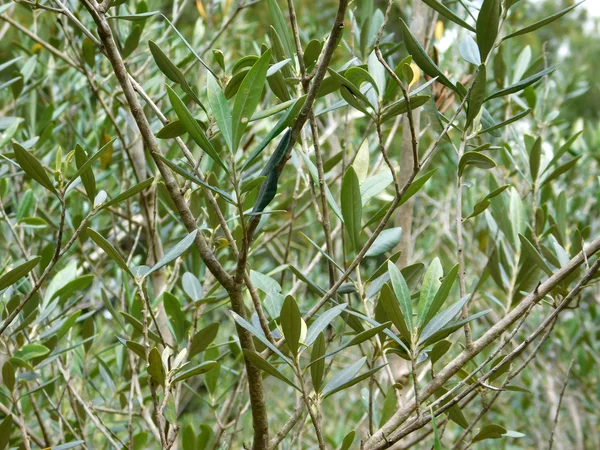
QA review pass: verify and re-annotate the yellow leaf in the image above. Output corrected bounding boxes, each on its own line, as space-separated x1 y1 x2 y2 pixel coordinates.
434 20 444 41
196 0 207 20
409 63 421 88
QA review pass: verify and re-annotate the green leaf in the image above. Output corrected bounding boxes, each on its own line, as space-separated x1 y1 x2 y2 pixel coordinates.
244 95 306 169
540 156 581 187
466 185 510 219
74 144 97 201
166 85 228 173
422 0 476 32
518 234 553 276
459 36 481 66
430 340 452 365
189 323 219 358
416 258 443 329
399 19 456 92
267 0 295 59
305 303 347 346
365 228 403 257
311 332 326 393
87 228 132 277
504 1 583 40
2 361 15 391
149 41 204 109
479 108 532 135
486 66 556 101
458 151 496 177
322 358 384 398
14 343 50 361
476 0 500 62
0 414 13 450
232 49 272 151
182 272 203 301
422 264 459 327
13 143 57 195
280 295 303 355
388 262 412 333
380 283 411 342
148 347 165 387
435 387 469 428
69 139 115 190
380 95 431 122
172 360 217 383
207 74 233 152
124 340 147 361
243 349 300 391
432 409 443 449
544 131 582 174
102 177 154 209
252 129 292 214
473 424 508 442
163 292 188 343
155 154 235 204
419 295 469 344
363 169 437 229
0 256 40 291
231 311 293 365
145 230 198 278
466 65 486 127
120 313 162 343
51 274 94 301
341 166 362 251
162 15 216 79
108 11 158 21
340 431 356 450
420 310 490 347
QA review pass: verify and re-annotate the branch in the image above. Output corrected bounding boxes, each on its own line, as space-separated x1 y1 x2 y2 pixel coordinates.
365 236 600 449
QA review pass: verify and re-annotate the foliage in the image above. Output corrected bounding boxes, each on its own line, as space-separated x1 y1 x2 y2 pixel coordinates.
0 0 599 449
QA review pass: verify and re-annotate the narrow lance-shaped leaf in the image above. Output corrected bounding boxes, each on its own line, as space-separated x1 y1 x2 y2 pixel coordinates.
149 41 205 110
172 361 217 383
486 66 556 101
305 303 347 346
476 0 500 62
388 262 412 332
311 332 326 393
232 49 272 152
399 19 457 92
252 129 292 214
466 65 486 128
379 283 411 342
155 154 235 204
416 258 443 330
244 95 307 170
243 349 300 391
73 144 97 200
422 263 459 327
148 347 165 387
503 1 584 40
87 228 132 277
280 296 303 356
145 230 198 278
458 152 496 177
207 74 233 153
0 256 40 291
189 323 219 357
421 0 476 32
13 143 57 195
419 295 470 344
68 138 116 189
341 166 362 251
102 177 154 210
166 85 229 174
